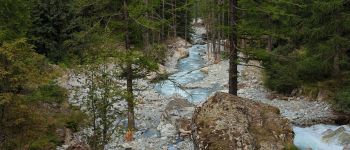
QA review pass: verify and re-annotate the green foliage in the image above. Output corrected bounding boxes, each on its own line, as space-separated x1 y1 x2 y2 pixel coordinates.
334 85 350 114
73 60 124 149
240 0 350 98
245 48 271 61
28 82 67 103
175 0 195 41
64 108 87 132
1 0 197 148
0 0 32 43
0 39 85 149
0 39 54 95
264 60 300 94
296 55 332 82
115 49 159 80
147 44 168 64
28 0 78 63
29 134 60 150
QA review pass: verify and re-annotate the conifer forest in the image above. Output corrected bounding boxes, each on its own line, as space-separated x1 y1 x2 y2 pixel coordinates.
0 0 350 149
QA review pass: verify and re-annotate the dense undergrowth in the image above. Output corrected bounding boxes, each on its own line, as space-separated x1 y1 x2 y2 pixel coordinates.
262 48 350 114
0 40 86 149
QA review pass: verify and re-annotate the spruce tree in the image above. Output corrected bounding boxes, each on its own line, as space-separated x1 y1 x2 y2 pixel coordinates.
28 0 77 63
229 0 238 95
0 0 31 43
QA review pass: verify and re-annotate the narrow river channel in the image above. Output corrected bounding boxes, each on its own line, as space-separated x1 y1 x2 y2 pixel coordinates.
154 26 350 150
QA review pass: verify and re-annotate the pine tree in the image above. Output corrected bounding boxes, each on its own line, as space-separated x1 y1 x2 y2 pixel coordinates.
304 0 350 77
0 0 31 43
28 0 77 63
228 0 238 95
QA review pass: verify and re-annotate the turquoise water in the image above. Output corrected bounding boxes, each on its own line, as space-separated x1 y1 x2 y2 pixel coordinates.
293 124 350 150
154 43 223 103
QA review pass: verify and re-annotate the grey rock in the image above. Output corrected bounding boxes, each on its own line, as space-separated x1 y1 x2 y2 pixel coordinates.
192 92 293 150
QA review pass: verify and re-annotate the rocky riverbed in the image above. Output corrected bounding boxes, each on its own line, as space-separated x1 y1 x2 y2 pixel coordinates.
59 23 349 149
181 55 339 127
122 33 344 149
197 60 339 126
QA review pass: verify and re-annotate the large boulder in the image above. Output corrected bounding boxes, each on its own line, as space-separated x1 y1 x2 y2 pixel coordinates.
192 92 294 150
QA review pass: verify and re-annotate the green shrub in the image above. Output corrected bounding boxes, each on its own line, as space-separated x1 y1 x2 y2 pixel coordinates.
334 85 350 114
262 46 338 95
28 82 67 104
264 60 300 94
29 135 59 150
148 44 168 64
296 56 331 82
65 109 87 132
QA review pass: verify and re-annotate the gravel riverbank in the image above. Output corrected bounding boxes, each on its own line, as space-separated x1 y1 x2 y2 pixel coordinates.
185 58 337 126
120 46 338 149
60 25 340 149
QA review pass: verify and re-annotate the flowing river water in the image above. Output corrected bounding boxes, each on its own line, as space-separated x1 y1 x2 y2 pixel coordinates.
154 44 224 103
153 26 350 150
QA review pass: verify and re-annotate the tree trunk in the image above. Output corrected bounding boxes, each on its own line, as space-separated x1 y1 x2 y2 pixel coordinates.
267 35 272 52
101 64 108 146
195 0 198 23
216 5 223 63
213 37 217 61
162 0 165 41
173 0 177 37
206 24 211 59
185 0 188 47
90 72 98 149
126 72 135 130
241 39 245 49
123 0 135 131
333 47 340 77
229 0 238 95
143 0 150 53
0 105 5 143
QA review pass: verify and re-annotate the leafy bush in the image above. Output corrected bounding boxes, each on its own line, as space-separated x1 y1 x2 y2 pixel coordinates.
0 40 87 149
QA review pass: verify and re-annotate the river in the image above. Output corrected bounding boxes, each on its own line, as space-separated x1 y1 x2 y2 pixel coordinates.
154 25 350 150
154 43 223 103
